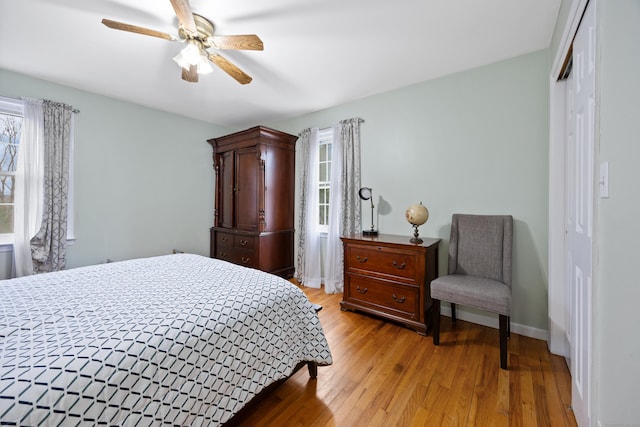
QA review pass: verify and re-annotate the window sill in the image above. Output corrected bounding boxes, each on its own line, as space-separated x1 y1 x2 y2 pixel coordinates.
0 238 76 253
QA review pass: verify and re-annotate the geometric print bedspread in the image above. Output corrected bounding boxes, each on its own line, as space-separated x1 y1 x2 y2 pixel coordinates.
0 254 332 425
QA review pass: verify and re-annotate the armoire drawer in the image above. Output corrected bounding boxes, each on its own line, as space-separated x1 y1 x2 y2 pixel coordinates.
215 231 234 248
215 231 256 250
215 248 257 268
234 235 255 250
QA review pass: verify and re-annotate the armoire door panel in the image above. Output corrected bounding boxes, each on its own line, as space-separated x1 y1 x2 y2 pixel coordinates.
219 151 234 229
235 147 260 231
263 146 295 231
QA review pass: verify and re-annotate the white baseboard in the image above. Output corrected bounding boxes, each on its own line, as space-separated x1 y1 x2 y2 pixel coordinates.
439 305 548 341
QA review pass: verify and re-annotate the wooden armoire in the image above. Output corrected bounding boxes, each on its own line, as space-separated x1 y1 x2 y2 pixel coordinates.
208 126 297 278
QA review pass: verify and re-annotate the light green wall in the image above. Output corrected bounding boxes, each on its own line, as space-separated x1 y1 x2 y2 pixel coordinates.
271 50 551 331
594 1 640 424
1 51 552 332
0 68 231 277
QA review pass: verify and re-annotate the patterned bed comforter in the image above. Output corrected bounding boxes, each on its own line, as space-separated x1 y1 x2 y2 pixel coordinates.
0 254 332 426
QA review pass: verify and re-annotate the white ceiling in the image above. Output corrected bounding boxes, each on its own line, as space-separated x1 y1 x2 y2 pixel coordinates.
0 0 561 128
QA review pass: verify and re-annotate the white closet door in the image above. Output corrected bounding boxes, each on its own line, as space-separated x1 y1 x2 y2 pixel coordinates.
566 1 596 425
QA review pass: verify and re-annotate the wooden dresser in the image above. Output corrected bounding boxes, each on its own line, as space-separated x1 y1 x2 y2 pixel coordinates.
208 126 297 278
340 234 440 334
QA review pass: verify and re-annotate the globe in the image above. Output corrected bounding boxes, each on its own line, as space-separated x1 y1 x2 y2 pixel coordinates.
405 202 429 226
405 202 429 243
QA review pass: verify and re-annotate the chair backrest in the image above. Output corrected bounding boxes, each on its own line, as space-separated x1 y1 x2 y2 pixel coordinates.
447 214 513 287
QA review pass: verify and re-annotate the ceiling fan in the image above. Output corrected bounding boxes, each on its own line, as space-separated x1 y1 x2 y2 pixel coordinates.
101 0 263 84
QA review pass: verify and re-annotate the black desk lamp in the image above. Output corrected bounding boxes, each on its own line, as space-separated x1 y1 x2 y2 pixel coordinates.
359 187 378 235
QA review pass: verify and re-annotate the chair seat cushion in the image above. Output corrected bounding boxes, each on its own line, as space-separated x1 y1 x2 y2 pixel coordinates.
430 274 511 316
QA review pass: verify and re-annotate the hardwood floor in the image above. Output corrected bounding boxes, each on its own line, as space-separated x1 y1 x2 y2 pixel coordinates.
230 286 577 426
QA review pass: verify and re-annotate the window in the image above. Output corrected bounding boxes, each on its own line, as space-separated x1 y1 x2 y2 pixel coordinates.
318 128 333 231
0 96 75 250
0 97 22 245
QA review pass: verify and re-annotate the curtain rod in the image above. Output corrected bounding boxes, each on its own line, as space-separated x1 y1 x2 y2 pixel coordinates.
0 94 80 114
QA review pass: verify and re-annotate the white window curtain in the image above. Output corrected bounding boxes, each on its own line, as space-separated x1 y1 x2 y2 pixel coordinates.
324 118 363 293
296 128 323 288
13 98 44 277
13 99 73 277
296 118 363 294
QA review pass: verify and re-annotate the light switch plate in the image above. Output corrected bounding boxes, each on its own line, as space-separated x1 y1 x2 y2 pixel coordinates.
599 161 609 198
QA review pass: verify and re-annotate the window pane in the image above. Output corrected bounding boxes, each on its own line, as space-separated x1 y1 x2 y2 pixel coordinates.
319 163 327 182
0 176 15 203
0 112 20 236
0 113 22 234
0 142 19 172
319 144 327 162
0 205 13 234
0 115 21 173
317 132 333 228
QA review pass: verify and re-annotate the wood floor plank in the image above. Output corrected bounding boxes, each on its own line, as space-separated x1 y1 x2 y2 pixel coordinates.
229 287 578 427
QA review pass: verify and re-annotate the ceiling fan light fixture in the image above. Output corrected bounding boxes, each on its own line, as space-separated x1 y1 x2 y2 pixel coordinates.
196 56 213 74
172 39 201 69
173 39 213 75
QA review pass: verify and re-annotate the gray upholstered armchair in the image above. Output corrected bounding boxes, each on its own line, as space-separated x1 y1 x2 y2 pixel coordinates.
430 214 513 369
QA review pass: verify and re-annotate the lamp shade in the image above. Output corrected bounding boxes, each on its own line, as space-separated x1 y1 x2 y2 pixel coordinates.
196 55 213 74
172 39 214 75
172 40 201 69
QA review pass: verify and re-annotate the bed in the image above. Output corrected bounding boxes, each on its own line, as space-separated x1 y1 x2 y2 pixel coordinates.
0 253 332 425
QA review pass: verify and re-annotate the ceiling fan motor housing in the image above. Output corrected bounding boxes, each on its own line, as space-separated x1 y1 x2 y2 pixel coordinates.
178 13 214 47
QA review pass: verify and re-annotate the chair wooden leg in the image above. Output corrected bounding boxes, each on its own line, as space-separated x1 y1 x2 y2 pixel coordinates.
450 303 456 324
433 299 441 345
499 314 508 370
507 316 511 339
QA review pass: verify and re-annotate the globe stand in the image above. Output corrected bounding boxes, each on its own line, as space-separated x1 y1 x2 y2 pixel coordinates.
410 224 423 244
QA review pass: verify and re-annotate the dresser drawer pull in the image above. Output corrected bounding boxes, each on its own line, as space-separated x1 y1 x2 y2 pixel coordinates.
356 286 368 294
392 294 406 303
239 239 248 246
222 237 229 242
220 252 227 257
356 256 368 263
241 257 251 264
392 261 406 269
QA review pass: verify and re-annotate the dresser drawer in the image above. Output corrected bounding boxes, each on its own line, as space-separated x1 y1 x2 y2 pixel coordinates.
345 274 419 321
345 243 419 282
